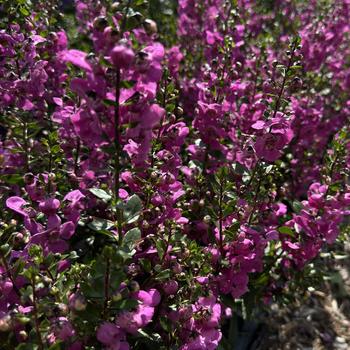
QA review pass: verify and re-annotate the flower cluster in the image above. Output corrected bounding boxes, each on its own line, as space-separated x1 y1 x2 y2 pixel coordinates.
0 0 350 349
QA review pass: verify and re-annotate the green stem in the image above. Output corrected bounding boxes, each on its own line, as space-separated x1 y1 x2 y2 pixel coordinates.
248 175 262 225
114 69 124 245
32 278 44 350
272 41 297 119
218 178 224 256
22 118 29 172
103 258 111 319
0 254 21 297
114 69 121 203
74 137 81 175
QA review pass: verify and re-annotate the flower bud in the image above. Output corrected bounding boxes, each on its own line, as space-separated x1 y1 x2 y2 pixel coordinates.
176 106 184 115
69 293 87 312
162 280 178 295
110 45 135 69
23 173 35 185
43 276 52 286
171 262 182 274
2 280 13 296
112 292 123 302
13 232 24 245
57 303 69 315
203 215 211 224
0 244 10 254
142 220 150 229
143 19 158 35
128 281 140 292
120 287 130 299
135 51 150 72
93 16 108 31
48 172 56 182
151 171 158 179
19 330 28 341
0 315 11 332
111 2 120 11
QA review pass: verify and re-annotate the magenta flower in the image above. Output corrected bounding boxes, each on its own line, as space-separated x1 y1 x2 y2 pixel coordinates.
162 280 179 295
254 133 286 162
110 45 135 69
116 304 154 334
252 116 294 162
48 317 75 344
194 296 221 328
180 328 222 350
59 49 92 71
6 197 28 217
116 289 160 334
97 322 129 350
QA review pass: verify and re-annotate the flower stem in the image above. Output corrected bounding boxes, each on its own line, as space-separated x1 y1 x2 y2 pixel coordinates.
22 118 29 172
248 175 262 225
103 258 111 319
218 178 224 256
32 277 44 350
272 41 297 119
114 69 121 203
0 254 21 297
74 137 81 175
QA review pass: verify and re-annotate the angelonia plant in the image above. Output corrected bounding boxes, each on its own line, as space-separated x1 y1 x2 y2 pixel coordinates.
1 0 350 349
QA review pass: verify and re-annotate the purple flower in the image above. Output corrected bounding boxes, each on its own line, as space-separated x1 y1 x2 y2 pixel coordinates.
116 304 154 334
59 49 92 71
162 280 179 295
180 329 222 350
252 116 294 162
116 289 160 334
110 45 135 69
97 322 129 350
194 296 221 328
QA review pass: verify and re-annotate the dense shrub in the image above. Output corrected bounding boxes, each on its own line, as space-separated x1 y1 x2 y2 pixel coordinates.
0 0 350 349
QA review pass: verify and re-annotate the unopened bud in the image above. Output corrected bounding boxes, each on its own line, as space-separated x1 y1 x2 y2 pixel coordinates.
69 293 87 312
111 2 120 11
112 292 123 302
203 215 211 224
24 173 35 185
93 16 108 31
110 45 135 69
128 281 140 292
143 19 158 35
19 330 28 341
0 315 11 332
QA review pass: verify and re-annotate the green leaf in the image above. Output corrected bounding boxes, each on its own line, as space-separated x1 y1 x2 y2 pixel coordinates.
111 298 139 310
278 226 294 237
48 341 63 350
166 103 176 112
155 239 166 260
139 258 152 273
292 200 303 213
103 99 117 107
253 272 269 286
160 316 172 332
289 65 302 70
88 218 114 232
89 188 112 202
123 194 142 224
51 144 61 154
0 174 24 186
123 228 141 250
19 6 30 16
16 344 39 350
155 269 171 281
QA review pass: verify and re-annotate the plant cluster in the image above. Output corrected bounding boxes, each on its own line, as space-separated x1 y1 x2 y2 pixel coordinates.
0 0 350 349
